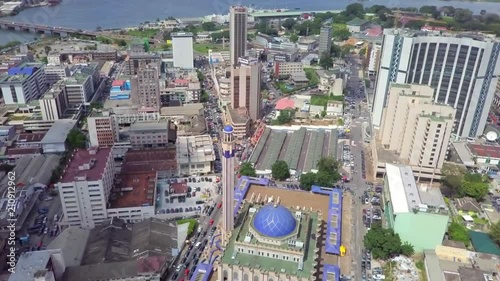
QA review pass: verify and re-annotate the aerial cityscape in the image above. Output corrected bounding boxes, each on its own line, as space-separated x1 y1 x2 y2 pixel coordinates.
0 1 500 281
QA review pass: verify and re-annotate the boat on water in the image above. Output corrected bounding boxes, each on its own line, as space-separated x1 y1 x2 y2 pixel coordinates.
48 0 61 7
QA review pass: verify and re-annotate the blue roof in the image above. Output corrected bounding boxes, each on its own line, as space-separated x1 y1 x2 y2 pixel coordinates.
253 204 296 238
223 125 234 133
8 66 37 76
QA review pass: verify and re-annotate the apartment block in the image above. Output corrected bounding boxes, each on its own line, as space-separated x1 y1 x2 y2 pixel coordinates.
172 32 194 69
87 112 119 147
367 42 381 75
124 52 161 76
64 63 100 106
128 121 176 148
44 64 69 85
380 84 455 170
319 26 332 55
274 62 303 78
39 80 69 121
231 58 261 121
57 147 115 229
0 63 48 105
131 62 161 112
177 135 216 175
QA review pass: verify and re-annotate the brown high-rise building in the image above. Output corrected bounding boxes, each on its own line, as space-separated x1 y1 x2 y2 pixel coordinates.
231 57 261 121
229 6 248 66
131 62 161 112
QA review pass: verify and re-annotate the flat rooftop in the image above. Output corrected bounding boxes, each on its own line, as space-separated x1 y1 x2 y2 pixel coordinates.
41 119 77 144
250 127 338 173
469 144 500 159
61 148 112 183
176 135 215 164
110 172 156 209
122 149 177 174
160 103 203 116
385 163 421 214
129 121 170 132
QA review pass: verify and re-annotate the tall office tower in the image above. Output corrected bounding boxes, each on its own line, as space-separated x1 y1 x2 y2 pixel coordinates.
172 32 194 69
229 6 248 66
231 57 262 121
221 125 236 243
319 26 333 55
372 29 500 139
131 62 161 112
40 80 68 121
380 84 455 171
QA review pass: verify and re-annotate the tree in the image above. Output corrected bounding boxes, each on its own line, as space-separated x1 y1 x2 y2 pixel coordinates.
282 18 297 30
67 129 86 149
272 109 295 125
272 160 290 181
332 29 351 41
317 156 339 173
202 22 217 31
441 163 466 191
345 3 365 18
419 5 438 15
239 162 257 177
401 241 415 257
289 33 299 43
300 173 317 191
460 179 489 200
448 221 470 247
364 223 408 260
319 52 333 69
489 221 500 245
454 8 473 23
44 46 52 55
200 90 210 103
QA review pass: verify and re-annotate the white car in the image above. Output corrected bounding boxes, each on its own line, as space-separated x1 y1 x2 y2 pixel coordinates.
44 197 53 201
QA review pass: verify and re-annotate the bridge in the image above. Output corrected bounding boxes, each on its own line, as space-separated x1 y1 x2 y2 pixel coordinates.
249 9 342 19
0 20 98 38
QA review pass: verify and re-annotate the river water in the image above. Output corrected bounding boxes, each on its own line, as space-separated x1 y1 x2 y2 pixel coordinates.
1 0 499 45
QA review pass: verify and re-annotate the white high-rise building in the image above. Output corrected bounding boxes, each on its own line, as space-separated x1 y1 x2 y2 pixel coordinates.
56 147 115 229
372 29 500 139
229 6 248 66
39 80 68 121
172 32 194 69
0 63 47 105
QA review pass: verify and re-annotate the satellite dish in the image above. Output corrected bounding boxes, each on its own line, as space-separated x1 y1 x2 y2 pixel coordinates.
486 131 498 141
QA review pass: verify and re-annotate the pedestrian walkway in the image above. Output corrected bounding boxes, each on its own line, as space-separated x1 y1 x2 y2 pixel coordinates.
340 191 353 275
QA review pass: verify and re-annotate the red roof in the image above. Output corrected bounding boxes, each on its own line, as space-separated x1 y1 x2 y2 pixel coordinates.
175 79 189 84
171 182 188 194
365 26 383 37
469 144 500 159
112 80 125 87
18 132 46 143
61 148 112 183
275 98 295 110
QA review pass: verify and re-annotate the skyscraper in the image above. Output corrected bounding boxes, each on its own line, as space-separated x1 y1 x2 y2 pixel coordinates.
229 6 248 66
221 125 236 242
319 26 333 55
172 32 194 69
131 62 161 112
372 29 500 138
231 57 262 121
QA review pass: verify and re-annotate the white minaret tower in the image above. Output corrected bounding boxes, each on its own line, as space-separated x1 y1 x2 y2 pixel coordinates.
221 125 235 242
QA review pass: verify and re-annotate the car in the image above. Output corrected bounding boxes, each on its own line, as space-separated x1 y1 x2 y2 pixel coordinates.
44 197 53 201
217 202 222 209
209 219 214 225
171 272 179 280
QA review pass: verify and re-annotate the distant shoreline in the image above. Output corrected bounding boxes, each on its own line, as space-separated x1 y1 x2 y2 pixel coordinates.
439 0 500 3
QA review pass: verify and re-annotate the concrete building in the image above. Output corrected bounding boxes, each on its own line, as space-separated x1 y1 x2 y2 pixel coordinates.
0 63 47 105
39 80 69 121
176 135 215 176
41 120 77 153
63 63 100 106
380 84 456 171
229 6 248 66
8 249 65 281
131 62 161 112
319 26 333 55
123 52 161 76
44 64 69 85
383 164 449 252
367 42 381 75
231 58 261 121
56 147 115 229
346 18 370 33
372 29 500 139
172 32 194 69
221 125 235 242
226 107 250 140
274 62 304 78
128 121 176 148
87 112 119 147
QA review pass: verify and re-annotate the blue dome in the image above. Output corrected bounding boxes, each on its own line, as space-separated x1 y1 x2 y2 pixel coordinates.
253 204 296 238
223 125 234 133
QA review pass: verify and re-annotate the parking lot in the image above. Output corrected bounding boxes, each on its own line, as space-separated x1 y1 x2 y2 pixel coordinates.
156 176 220 217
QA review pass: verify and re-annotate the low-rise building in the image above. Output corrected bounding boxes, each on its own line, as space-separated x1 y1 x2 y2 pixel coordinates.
226 107 250 141
87 111 120 147
44 64 69 85
57 147 115 229
326 101 343 116
160 77 201 104
274 62 303 78
128 121 176 148
41 119 77 153
177 135 215 176
346 18 371 33
383 164 449 252
290 72 309 88
64 63 100 105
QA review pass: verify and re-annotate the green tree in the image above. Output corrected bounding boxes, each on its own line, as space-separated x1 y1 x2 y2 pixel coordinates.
319 52 333 69
200 90 210 103
460 180 489 200
401 242 415 257
239 163 257 177
448 221 470 247
345 3 365 18
332 29 351 41
489 220 500 245
197 70 205 82
44 46 52 55
67 129 86 149
317 156 339 173
282 18 297 30
40 57 48 64
289 33 299 43
364 223 405 260
202 22 217 31
454 8 473 23
273 109 295 125
299 173 317 191
441 163 466 191
272 160 290 181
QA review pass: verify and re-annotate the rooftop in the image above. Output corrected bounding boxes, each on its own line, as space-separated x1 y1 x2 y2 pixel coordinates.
176 135 215 164
60 147 112 183
275 98 295 111
250 127 338 173
228 107 250 125
160 104 203 116
110 172 156 209
8 250 60 281
122 149 177 174
385 164 421 214
47 227 90 268
40 119 77 144
129 121 171 132
17 132 46 143
468 144 500 159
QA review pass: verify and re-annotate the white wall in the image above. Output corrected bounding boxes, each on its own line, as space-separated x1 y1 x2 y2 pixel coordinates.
172 35 194 69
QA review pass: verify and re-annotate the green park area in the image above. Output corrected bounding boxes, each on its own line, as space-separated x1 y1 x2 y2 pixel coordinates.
177 219 197 236
194 43 225 54
310 95 344 108
126 28 159 38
